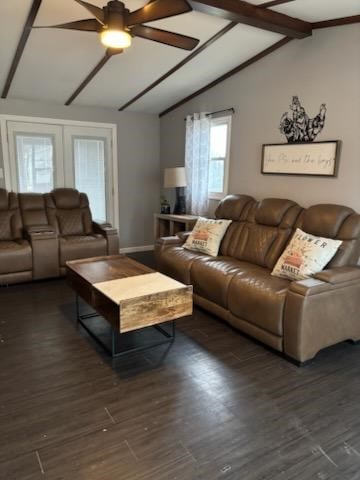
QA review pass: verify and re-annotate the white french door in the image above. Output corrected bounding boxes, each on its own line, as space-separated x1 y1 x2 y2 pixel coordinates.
64 126 113 223
2 118 117 227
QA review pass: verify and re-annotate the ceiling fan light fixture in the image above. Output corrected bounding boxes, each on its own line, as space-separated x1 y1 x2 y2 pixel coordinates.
100 29 132 49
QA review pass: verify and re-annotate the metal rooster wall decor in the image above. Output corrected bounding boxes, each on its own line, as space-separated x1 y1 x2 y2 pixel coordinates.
279 96 327 143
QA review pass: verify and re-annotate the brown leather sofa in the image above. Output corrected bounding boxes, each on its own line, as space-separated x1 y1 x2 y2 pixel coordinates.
0 188 119 285
0 189 33 284
155 194 360 363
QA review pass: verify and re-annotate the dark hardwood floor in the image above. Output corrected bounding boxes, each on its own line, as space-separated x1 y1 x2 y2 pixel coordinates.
1 252 360 479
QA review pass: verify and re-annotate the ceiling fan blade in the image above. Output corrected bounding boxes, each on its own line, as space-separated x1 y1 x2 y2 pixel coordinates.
127 0 191 27
131 25 199 50
74 0 105 24
34 19 101 32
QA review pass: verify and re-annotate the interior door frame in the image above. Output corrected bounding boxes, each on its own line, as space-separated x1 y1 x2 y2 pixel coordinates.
0 115 119 230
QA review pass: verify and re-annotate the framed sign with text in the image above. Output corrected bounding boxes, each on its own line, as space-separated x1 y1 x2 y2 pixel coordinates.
261 141 341 177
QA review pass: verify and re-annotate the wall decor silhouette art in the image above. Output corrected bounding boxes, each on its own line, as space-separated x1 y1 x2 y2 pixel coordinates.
279 96 327 143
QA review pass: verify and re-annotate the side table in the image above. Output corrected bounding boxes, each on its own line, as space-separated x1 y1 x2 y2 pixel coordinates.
154 213 198 239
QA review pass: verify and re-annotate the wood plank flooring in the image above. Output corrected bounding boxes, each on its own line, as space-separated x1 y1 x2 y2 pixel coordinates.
1 252 360 479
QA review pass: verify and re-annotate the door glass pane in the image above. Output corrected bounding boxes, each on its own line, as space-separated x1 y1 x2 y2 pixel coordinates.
15 135 54 193
73 137 106 222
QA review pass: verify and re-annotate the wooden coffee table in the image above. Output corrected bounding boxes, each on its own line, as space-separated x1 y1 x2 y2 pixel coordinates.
66 255 193 357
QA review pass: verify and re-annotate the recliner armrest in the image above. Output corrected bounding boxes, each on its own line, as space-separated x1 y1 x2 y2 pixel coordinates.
26 225 56 235
92 221 118 236
92 221 119 255
25 225 57 241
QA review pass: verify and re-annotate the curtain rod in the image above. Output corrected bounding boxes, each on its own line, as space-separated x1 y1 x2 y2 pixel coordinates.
184 108 235 121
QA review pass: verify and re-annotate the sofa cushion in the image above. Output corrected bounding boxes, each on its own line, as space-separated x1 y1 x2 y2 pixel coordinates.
51 188 84 210
215 194 255 221
219 199 301 269
59 235 107 266
215 195 255 258
191 257 248 309
255 198 299 227
228 264 290 336
0 240 32 274
19 193 49 228
58 210 86 236
301 204 354 238
0 211 12 241
45 189 93 235
298 204 360 268
0 190 22 240
157 246 211 285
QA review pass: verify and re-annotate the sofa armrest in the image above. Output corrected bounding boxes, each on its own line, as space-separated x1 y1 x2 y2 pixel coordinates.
284 267 360 363
314 266 360 285
156 235 184 247
155 235 185 267
92 221 118 236
176 231 192 242
92 221 119 255
156 230 191 247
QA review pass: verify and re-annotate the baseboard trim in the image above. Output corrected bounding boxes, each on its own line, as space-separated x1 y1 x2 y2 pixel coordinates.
120 245 155 254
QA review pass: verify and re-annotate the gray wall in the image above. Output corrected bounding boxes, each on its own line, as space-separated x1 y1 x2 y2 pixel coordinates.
0 98 160 248
160 25 360 214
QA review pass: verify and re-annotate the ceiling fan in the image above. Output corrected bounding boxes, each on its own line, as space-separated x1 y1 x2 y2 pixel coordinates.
36 0 200 55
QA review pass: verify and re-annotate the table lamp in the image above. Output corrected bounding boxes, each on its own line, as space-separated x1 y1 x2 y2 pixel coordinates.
164 167 187 214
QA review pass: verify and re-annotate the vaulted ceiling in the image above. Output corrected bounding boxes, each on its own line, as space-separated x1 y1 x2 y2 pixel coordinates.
0 0 359 114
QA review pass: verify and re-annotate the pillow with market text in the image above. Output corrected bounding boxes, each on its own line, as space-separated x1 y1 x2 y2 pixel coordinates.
184 217 232 257
271 228 342 281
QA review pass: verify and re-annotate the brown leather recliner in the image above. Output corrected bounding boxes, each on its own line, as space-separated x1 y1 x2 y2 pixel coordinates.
45 188 118 275
0 189 32 285
0 188 119 285
155 194 360 364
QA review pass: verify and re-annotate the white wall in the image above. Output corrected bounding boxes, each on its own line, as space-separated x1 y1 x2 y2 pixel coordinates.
0 98 160 248
160 25 360 213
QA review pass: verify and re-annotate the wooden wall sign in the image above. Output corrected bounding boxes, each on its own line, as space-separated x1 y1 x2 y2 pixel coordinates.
261 141 341 177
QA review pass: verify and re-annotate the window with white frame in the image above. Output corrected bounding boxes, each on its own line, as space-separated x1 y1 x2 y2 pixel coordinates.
208 115 231 200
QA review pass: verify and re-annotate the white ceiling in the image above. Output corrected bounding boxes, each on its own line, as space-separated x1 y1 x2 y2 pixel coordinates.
0 0 359 114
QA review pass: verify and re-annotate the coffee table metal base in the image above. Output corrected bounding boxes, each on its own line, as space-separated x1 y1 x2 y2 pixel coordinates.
75 295 176 358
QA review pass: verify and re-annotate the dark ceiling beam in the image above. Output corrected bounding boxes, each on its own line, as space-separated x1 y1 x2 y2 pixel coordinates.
118 0 295 111
1 0 42 99
260 0 295 7
65 52 113 105
312 15 360 30
118 22 236 111
188 0 312 38
159 36 292 117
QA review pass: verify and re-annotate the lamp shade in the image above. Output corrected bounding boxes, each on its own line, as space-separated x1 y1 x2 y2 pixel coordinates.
164 167 187 188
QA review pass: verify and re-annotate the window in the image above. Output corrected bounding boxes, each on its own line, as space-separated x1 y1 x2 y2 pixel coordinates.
16 134 55 193
208 116 231 199
73 137 107 222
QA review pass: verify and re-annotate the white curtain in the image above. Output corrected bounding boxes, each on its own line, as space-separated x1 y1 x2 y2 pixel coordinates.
185 113 211 216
